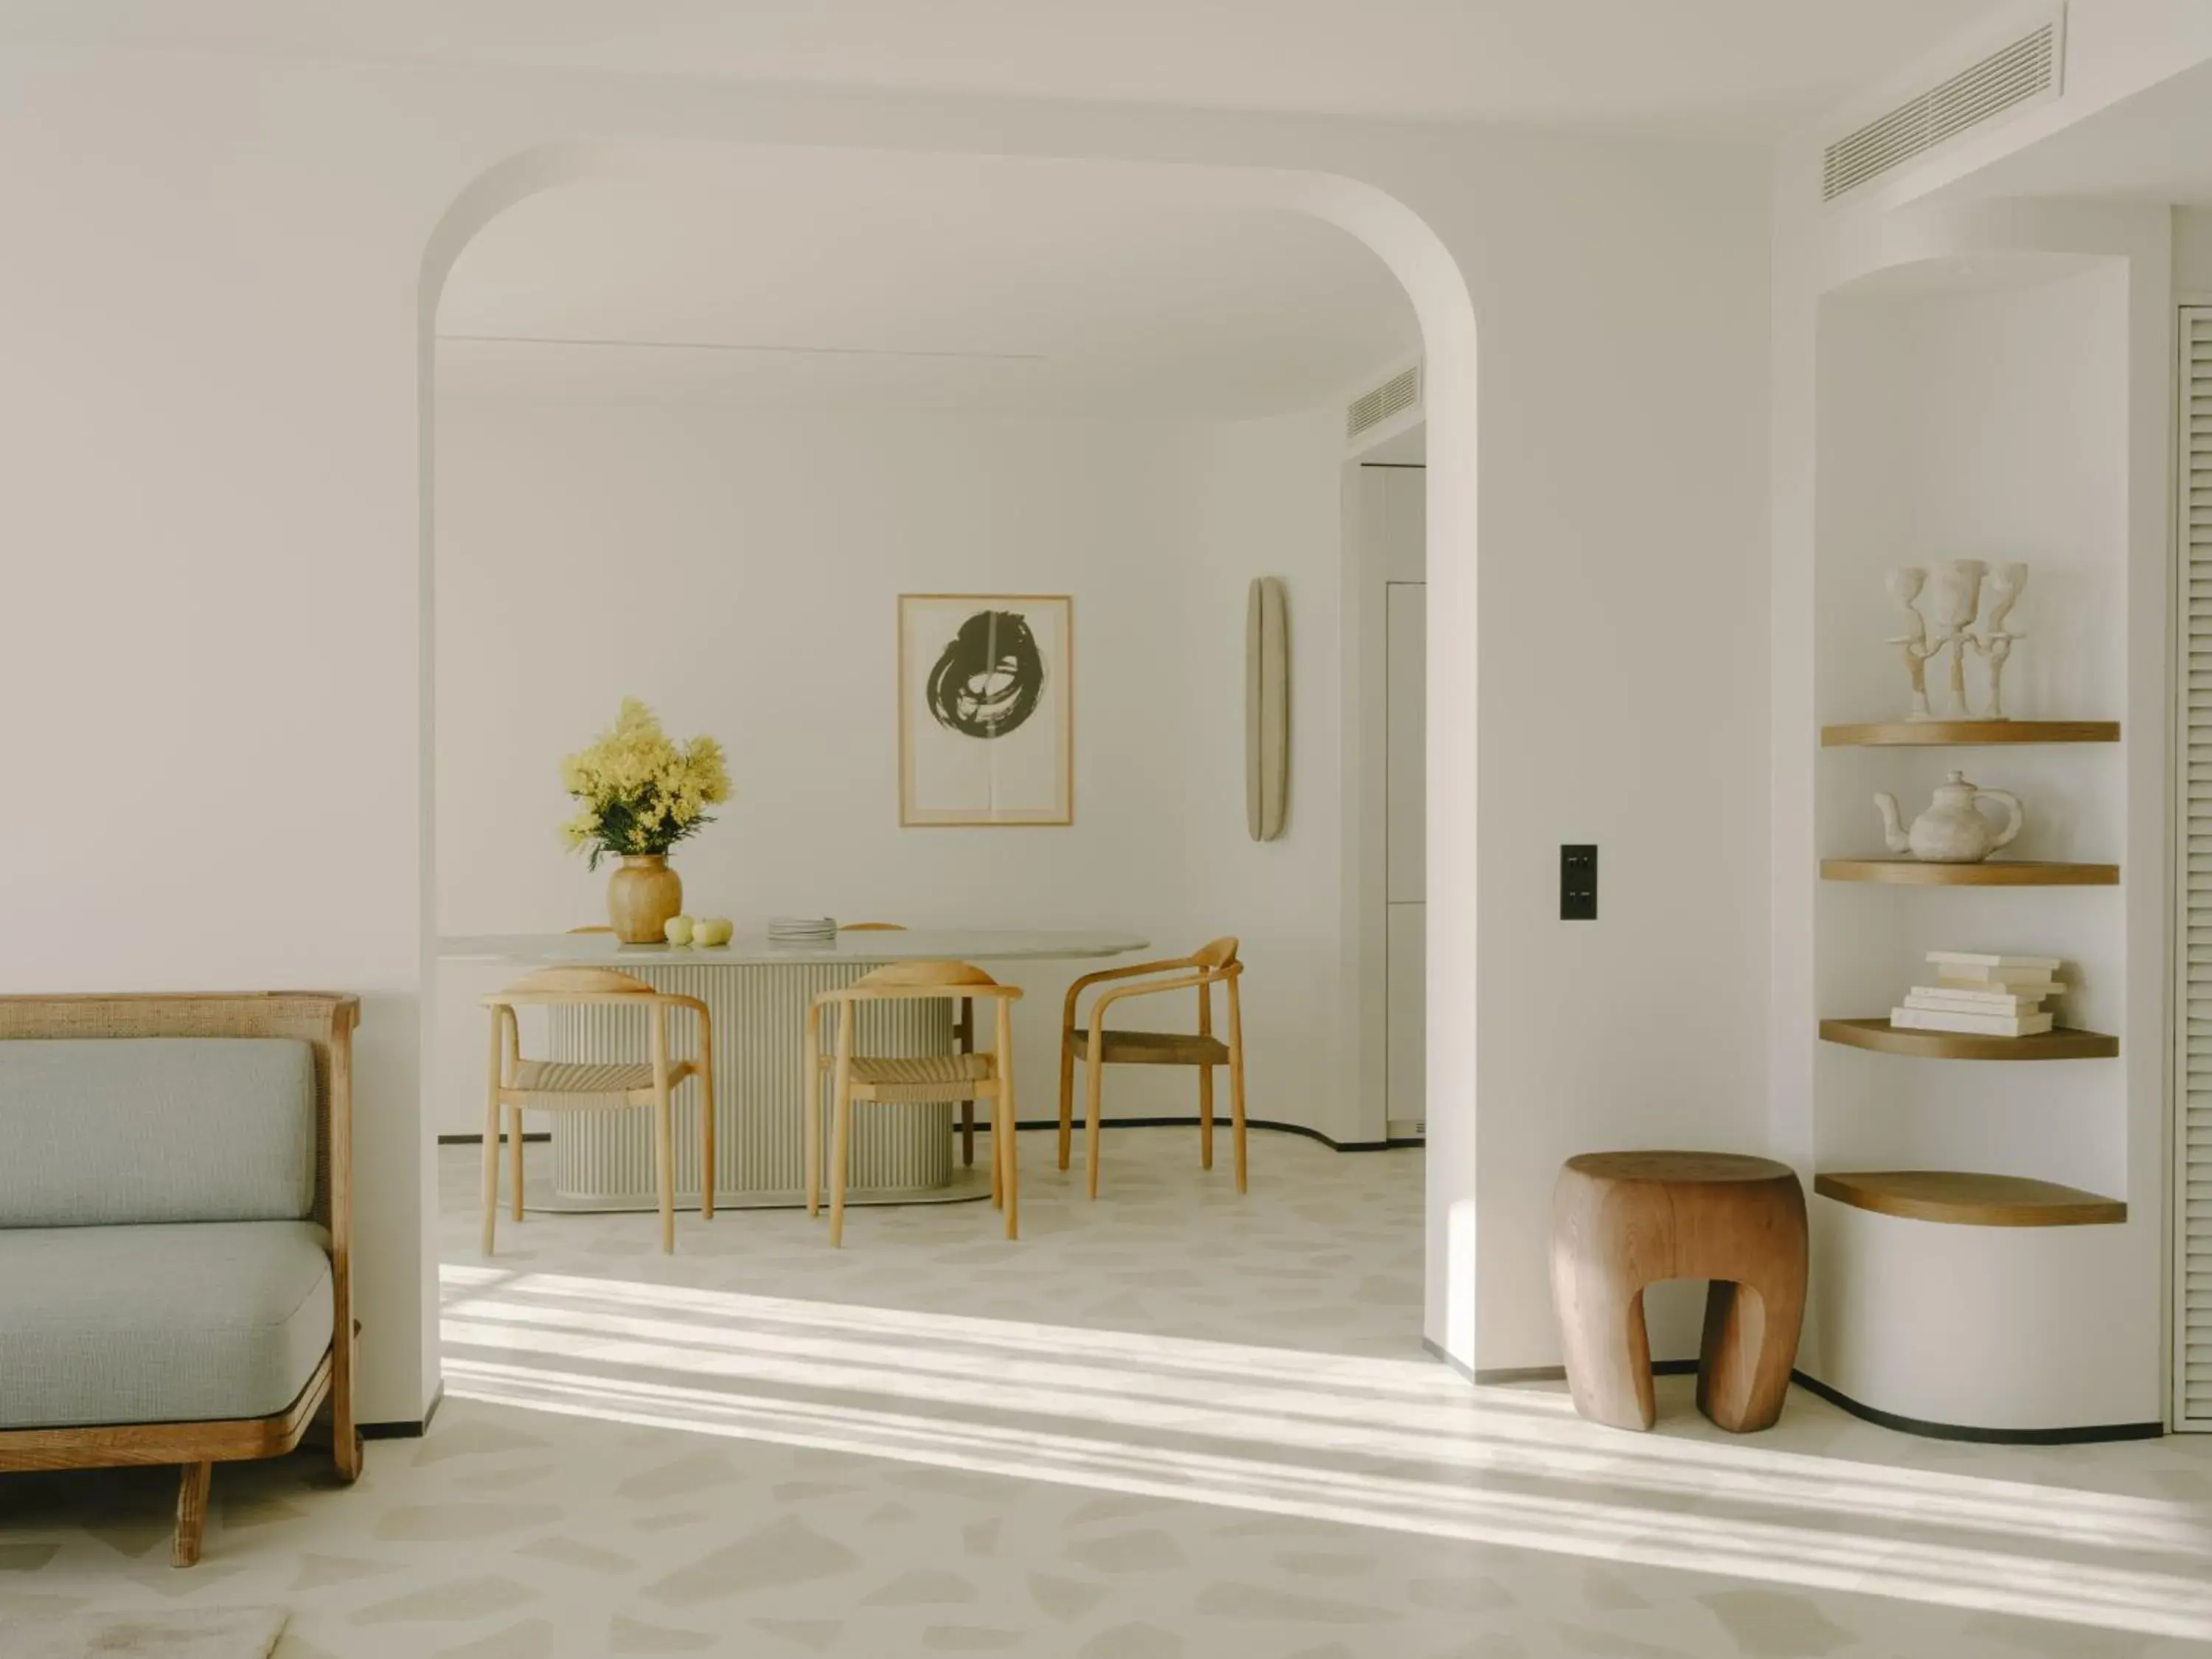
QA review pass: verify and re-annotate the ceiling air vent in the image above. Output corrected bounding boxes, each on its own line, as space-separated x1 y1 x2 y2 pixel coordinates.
1822 12 2062 203
1346 363 1420 440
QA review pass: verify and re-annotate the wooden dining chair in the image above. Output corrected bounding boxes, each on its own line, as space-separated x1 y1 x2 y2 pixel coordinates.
481 967 714 1255
1060 937 1247 1197
806 961 1022 1247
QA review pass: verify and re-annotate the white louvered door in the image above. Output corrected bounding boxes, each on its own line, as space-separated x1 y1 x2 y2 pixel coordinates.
2182 306 2212 1430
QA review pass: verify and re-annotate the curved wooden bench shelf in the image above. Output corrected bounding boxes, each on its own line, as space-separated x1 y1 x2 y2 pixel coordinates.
1819 1018 2118 1061
1820 858 2118 886
1820 720 2119 747
1815 1171 2125 1228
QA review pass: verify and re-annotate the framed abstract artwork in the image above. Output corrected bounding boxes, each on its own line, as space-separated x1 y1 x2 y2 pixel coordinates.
898 594 1074 826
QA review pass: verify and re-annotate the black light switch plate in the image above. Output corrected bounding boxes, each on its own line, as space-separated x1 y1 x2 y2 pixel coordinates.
1561 844 1597 921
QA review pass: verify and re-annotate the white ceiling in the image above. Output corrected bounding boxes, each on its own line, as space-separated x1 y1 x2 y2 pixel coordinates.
437 163 1420 419
7 0 2011 137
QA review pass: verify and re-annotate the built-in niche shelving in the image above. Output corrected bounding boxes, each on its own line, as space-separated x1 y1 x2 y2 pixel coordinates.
1803 248 2146 1437
1812 1169 2125 1228
1820 858 2117 886
1821 720 2120 747
1818 1017 2118 1061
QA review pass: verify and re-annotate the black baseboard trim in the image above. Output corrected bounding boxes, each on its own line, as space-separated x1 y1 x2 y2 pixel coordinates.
1010 1116 1421 1152
360 1382 445 1441
437 1121 1414 1154
1436 1351 2166 1444
1787 1370 2163 1445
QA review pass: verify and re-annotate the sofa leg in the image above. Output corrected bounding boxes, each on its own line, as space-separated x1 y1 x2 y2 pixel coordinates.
173 1461 212 1567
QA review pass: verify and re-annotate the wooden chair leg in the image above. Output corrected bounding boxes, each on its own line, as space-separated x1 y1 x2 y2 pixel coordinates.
1057 1034 1076 1171
804 1006 821 1218
999 1093 1020 1240
1225 982 1248 1195
1555 1274 1658 1432
989 1095 1004 1209
996 1000 1018 1240
829 1091 852 1248
961 1102 975 1169
1197 1065 1215 1172
481 1019 502 1256
1084 1032 1106 1200
508 1104 525 1222
173 1461 212 1568
698 1027 717 1222
653 1094 675 1255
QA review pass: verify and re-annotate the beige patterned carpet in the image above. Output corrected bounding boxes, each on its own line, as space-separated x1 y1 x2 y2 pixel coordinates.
1 1130 2209 1657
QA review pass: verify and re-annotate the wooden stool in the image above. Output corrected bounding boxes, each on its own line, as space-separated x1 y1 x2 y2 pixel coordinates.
1550 1151 1806 1433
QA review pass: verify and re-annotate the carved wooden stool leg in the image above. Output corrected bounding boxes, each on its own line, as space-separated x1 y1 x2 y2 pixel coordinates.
1558 1276 1658 1430
1696 1228 1806 1428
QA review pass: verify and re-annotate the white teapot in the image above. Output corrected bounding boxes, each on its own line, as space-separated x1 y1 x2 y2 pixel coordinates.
1875 771 2023 863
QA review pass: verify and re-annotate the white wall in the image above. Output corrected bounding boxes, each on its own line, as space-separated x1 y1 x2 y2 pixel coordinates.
432 394 1347 1141
0 40 1775 1414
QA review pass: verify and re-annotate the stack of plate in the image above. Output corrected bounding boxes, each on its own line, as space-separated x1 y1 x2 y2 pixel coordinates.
768 916 838 948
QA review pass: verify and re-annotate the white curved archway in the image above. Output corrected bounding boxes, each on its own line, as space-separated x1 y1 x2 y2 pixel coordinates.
417 136 1481 1369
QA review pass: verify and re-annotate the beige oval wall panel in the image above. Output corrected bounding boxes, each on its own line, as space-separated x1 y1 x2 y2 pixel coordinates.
1246 577 1289 841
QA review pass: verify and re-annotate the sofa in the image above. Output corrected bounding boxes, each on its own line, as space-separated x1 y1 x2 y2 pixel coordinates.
0 992 361 1565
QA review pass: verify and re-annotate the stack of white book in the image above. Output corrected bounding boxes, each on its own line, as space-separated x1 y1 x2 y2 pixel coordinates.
1891 953 2065 1037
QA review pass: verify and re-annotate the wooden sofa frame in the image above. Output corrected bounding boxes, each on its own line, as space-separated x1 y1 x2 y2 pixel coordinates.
0 992 361 1565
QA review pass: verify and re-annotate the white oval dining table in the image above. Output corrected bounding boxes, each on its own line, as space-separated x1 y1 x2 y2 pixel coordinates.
439 931 1149 1211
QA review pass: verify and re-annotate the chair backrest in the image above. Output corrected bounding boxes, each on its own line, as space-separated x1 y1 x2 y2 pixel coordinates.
485 967 658 1007
1192 936 1241 970
829 960 1021 1003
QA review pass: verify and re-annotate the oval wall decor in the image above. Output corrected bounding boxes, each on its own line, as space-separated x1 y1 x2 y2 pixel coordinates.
1246 576 1289 841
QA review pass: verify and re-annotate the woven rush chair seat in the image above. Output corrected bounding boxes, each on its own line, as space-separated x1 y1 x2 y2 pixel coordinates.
509 1058 700 1107
846 1053 995 1088
1068 1029 1231 1067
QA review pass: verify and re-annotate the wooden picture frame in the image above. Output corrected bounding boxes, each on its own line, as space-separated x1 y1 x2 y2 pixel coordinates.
898 594 1074 827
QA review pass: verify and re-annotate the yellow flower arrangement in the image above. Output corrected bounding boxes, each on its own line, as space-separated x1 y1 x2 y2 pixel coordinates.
560 698 731 869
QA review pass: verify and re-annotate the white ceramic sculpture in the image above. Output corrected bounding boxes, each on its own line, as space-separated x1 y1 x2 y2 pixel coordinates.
1874 769 2024 863
1882 558 2028 720
1884 567 1933 720
1969 562 2028 720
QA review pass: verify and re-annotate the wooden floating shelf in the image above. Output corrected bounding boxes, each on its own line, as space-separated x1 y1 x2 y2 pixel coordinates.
1815 1170 2126 1228
1821 720 2119 747
1819 1018 2118 1061
1820 858 2118 886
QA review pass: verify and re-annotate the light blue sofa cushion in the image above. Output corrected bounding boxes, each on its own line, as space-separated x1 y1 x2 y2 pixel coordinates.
0 1038 316 1226
0 1220 332 1427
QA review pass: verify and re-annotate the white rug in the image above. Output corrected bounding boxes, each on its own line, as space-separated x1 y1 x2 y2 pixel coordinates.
0 1608 286 1659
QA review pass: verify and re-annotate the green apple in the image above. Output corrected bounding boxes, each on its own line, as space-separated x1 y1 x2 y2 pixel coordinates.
694 917 734 947
664 914 695 945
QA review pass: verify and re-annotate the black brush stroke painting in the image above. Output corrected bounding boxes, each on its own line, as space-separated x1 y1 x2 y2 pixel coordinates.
925 610 1046 740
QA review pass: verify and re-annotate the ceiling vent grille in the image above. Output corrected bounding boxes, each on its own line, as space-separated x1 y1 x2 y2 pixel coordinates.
1346 364 1420 440
1821 13 2062 203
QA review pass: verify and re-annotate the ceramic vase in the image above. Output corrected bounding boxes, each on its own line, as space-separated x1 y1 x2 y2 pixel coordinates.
607 854 683 943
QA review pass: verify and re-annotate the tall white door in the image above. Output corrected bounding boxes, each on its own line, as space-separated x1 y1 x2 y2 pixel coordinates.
1386 578 1426 1138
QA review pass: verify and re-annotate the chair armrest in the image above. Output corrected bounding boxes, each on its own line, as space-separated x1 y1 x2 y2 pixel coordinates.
1062 956 1200 1028
1088 961 1241 1023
